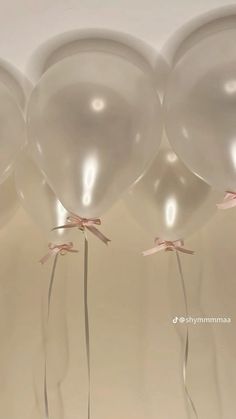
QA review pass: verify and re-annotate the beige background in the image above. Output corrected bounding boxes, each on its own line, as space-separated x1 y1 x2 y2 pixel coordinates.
0 0 236 418
0 200 236 419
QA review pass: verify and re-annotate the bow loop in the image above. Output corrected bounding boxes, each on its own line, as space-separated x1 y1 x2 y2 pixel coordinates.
217 191 236 209
40 242 78 264
143 238 194 256
52 214 110 245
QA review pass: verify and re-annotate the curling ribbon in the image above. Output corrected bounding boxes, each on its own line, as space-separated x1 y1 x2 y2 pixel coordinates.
142 238 194 256
142 237 197 417
40 242 78 419
52 214 110 245
83 234 91 419
176 251 198 419
43 255 59 419
217 191 236 209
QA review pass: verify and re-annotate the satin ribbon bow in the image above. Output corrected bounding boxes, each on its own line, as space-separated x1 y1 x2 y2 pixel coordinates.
142 238 194 256
40 242 78 264
217 191 236 209
52 214 110 245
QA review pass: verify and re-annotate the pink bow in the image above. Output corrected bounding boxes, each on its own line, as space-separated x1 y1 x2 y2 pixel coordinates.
217 191 236 209
142 238 194 256
40 242 79 264
52 214 110 245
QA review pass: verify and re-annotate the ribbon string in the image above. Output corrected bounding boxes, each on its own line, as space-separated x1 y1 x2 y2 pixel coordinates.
143 237 196 416
217 191 236 209
52 214 110 245
43 253 59 419
84 234 91 419
41 242 78 419
44 363 49 419
47 254 59 319
176 251 198 419
143 238 194 257
51 216 105 418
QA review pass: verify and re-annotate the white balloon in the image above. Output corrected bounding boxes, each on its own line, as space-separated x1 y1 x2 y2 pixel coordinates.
0 82 26 184
27 50 162 218
15 153 72 243
125 139 221 241
165 27 236 193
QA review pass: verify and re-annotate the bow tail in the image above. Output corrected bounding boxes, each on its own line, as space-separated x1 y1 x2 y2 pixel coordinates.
142 243 166 256
176 247 195 255
40 249 58 265
86 225 110 245
52 223 80 231
217 199 236 209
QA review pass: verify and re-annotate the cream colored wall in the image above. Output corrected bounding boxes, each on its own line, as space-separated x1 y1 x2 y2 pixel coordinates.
0 200 235 419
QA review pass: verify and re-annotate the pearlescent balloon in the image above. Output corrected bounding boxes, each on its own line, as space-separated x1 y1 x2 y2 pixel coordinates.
165 28 236 192
125 140 221 241
27 51 162 217
0 82 26 184
0 175 19 228
15 153 72 243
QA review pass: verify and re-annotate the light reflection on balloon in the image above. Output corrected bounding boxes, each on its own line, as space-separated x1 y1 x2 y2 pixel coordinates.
224 79 236 94
36 141 43 155
91 97 106 112
165 197 177 228
230 142 236 171
135 132 141 143
3 164 12 180
125 139 221 241
56 200 68 235
182 126 189 140
166 151 177 163
82 155 98 207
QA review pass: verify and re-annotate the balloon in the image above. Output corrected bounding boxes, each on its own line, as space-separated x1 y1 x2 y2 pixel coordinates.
125 139 221 241
164 27 236 192
0 82 26 184
27 50 162 218
15 153 72 243
0 175 19 228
